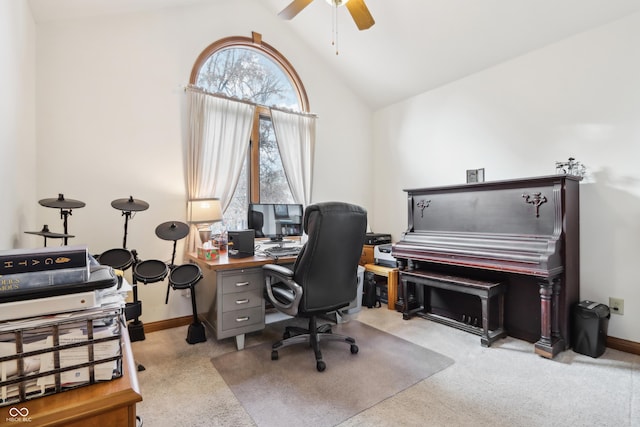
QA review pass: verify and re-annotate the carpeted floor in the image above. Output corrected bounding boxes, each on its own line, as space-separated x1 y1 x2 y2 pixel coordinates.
211 319 453 427
132 308 640 427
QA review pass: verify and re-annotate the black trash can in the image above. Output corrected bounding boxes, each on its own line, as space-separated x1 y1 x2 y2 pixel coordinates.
572 300 610 358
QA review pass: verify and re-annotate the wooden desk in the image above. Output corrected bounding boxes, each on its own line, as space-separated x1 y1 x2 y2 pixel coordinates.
189 252 296 272
188 252 296 350
364 263 399 311
10 326 142 427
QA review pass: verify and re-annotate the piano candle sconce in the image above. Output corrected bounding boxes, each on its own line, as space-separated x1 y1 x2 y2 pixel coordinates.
522 192 547 217
417 199 431 218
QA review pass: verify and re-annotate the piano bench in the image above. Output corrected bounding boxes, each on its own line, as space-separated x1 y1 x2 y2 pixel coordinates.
399 270 507 347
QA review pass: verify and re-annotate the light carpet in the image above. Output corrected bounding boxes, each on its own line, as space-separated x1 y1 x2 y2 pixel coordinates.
211 319 454 427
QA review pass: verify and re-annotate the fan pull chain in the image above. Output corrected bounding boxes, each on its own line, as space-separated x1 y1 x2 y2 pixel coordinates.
331 3 338 55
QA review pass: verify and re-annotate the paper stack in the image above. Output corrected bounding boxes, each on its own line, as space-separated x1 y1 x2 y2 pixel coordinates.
0 262 131 406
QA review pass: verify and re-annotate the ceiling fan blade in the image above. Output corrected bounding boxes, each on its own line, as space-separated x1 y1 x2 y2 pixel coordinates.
345 0 375 30
278 0 315 20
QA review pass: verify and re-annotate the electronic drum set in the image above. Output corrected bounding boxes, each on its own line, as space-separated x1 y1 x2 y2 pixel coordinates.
24 193 85 246
25 193 207 346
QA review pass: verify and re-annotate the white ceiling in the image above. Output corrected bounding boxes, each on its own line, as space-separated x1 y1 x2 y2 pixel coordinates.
28 0 640 110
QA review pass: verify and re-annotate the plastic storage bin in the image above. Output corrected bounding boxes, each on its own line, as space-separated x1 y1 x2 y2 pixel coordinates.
0 306 123 407
572 300 610 358
342 265 365 315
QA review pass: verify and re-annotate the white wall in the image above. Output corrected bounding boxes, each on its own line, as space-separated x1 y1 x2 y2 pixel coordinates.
0 0 36 249
33 0 372 323
373 13 640 342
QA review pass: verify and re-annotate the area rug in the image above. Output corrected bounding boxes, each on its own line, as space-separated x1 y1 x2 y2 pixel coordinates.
211 319 454 427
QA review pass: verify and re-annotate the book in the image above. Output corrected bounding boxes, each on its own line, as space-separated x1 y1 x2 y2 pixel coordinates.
0 265 119 304
0 266 90 296
0 291 97 322
0 245 89 275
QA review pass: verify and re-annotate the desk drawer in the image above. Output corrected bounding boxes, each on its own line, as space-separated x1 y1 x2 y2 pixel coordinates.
221 306 263 330
220 270 262 294
221 291 262 312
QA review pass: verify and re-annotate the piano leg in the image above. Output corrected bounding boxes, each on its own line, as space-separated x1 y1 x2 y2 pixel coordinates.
400 276 422 320
552 278 563 343
535 277 565 358
401 276 410 320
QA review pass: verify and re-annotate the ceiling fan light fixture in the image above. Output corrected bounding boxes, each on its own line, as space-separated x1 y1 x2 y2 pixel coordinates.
279 0 374 54
326 0 350 6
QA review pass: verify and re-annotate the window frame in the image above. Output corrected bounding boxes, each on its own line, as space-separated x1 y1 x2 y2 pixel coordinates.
189 32 310 204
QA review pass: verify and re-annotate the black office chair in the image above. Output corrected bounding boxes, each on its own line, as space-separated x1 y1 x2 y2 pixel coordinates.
263 202 367 372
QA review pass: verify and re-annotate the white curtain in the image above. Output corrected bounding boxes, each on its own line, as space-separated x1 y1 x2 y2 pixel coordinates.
270 109 316 206
185 88 255 253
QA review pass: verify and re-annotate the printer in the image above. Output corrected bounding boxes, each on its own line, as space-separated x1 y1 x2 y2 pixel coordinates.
374 243 397 268
364 233 391 245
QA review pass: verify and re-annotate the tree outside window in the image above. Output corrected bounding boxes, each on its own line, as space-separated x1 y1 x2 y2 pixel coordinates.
191 36 309 230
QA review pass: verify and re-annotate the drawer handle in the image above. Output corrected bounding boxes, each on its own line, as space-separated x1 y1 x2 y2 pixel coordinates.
235 299 250 305
235 281 250 287
235 316 250 322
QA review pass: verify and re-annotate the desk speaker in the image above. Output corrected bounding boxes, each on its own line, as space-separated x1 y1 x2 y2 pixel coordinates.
228 230 255 258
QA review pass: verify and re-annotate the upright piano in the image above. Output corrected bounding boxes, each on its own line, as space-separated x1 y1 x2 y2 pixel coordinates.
392 175 580 358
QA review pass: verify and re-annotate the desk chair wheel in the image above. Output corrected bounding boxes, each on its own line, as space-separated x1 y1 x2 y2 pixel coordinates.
316 361 326 372
350 344 359 354
271 350 279 361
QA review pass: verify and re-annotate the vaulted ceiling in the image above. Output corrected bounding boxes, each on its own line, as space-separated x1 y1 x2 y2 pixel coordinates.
28 0 640 110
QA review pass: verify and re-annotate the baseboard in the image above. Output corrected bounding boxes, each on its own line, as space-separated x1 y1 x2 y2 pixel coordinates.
607 335 640 356
143 315 193 334
139 317 640 356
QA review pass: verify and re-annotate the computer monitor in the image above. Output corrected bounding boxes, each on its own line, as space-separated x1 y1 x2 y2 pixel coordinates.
248 203 303 241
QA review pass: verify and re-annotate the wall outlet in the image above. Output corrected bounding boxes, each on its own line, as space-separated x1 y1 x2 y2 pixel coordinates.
609 297 624 315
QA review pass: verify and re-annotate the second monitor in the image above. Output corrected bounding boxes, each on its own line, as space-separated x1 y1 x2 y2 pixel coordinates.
248 203 303 241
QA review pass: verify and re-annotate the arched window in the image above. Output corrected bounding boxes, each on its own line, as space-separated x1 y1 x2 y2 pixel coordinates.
190 32 310 228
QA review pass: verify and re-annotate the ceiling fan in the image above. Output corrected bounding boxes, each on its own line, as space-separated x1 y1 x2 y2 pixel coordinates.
278 0 375 30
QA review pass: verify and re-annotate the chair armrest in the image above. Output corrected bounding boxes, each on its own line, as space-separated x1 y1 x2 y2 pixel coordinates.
263 264 302 317
263 263 294 279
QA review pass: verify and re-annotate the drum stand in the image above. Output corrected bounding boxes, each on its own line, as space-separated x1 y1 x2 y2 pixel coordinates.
110 196 150 344
24 224 74 247
38 194 85 246
127 250 146 343
185 280 206 344
121 210 132 249
154 221 190 304
59 209 73 246
126 250 147 372
119 208 146 343
165 239 179 304
111 196 149 250
168 264 206 344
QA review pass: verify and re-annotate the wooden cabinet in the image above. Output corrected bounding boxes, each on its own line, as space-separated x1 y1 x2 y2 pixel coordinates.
360 245 375 266
364 263 399 311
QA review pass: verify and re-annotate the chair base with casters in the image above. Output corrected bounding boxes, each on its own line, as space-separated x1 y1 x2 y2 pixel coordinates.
169 263 206 344
271 315 358 372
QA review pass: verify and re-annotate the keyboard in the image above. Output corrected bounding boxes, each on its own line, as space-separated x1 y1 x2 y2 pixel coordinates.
264 246 301 257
